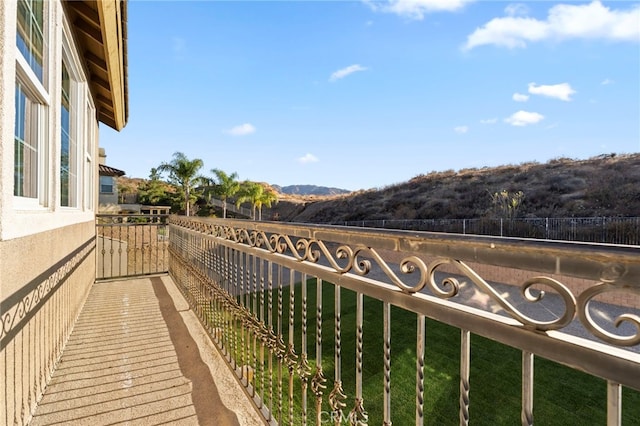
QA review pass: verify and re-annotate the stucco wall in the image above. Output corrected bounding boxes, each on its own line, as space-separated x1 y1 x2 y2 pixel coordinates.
0 221 96 426
0 0 98 243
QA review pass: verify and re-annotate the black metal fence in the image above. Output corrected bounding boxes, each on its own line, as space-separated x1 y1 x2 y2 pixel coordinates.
335 217 640 245
96 214 169 279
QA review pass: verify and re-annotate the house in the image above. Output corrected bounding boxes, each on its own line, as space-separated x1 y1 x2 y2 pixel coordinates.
97 147 126 211
0 1 128 424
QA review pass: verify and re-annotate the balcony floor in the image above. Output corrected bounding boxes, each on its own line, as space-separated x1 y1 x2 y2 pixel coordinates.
29 276 264 426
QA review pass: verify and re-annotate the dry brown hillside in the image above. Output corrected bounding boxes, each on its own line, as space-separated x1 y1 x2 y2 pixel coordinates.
263 153 640 223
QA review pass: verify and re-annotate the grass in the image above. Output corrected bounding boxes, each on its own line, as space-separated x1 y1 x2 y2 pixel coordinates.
208 278 640 425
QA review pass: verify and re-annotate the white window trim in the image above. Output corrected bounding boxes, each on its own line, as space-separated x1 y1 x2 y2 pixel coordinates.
84 99 97 211
13 29 50 211
59 17 86 210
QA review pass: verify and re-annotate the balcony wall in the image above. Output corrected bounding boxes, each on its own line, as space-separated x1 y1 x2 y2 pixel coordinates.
0 221 96 426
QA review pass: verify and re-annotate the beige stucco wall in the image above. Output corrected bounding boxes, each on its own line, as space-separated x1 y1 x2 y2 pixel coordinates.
0 1 104 424
0 0 98 243
0 221 96 426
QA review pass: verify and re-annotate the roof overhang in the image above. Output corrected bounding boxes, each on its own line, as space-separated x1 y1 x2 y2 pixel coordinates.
63 0 128 130
99 164 126 176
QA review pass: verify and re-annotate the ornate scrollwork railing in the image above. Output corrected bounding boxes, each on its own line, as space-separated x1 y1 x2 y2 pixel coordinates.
170 217 639 346
168 216 640 426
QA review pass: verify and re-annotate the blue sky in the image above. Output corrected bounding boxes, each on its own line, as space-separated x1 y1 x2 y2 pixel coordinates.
100 0 640 191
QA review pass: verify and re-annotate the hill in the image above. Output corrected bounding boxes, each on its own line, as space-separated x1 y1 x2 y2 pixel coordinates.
271 184 350 196
262 154 640 223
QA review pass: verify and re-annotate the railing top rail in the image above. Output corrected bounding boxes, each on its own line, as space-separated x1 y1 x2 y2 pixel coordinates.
170 216 640 286
97 214 170 218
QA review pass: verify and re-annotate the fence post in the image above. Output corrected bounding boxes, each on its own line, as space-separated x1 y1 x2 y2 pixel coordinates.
545 218 549 240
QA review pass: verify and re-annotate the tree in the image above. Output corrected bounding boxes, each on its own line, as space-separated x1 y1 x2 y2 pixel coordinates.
117 181 134 204
490 189 525 220
210 169 240 218
236 181 279 221
255 188 278 221
157 152 205 216
235 181 262 220
138 168 172 206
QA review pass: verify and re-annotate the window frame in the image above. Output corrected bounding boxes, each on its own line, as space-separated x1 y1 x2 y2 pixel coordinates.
13 15 50 211
59 19 86 209
84 100 97 211
99 176 114 195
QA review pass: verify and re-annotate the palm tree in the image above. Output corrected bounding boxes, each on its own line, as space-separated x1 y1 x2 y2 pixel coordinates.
255 188 278 221
210 169 240 218
157 152 204 216
236 181 278 221
235 181 262 220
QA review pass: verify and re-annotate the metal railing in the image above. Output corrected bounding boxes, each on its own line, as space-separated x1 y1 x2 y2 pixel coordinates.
96 214 169 279
168 216 640 425
335 217 640 245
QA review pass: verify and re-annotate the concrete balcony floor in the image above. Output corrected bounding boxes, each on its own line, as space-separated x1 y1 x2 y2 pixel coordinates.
29 276 264 426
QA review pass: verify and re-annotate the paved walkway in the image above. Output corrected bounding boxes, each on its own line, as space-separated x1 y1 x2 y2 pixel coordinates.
29 276 264 426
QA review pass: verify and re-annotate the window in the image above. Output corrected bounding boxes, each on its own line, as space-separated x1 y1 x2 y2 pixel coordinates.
16 0 45 83
60 60 79 207
14 0 48 208
14 82 40 198
100 176 114 194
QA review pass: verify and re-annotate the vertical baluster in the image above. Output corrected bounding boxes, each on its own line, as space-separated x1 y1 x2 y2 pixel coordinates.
154 221 159 273
416 314 425 426
259 258 265 406
300 273 311 426
223 244 230 356
277 264 284 425
460 330 471 426
521 350 534 426
383 302 391 426
313 278 327 426
330 285 346 426
240 251 247 383
129 221 133 276
232 248 239 369
287 269 297 425
116 222 121 277
607 381 622 426
251 254 258 398
143 223 147 275
349 293 367 425
267 260 274 422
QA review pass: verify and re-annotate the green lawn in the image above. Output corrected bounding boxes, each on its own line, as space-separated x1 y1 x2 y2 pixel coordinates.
215 278 639 425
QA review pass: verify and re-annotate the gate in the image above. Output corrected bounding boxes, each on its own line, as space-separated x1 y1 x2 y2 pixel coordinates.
96 214 169 279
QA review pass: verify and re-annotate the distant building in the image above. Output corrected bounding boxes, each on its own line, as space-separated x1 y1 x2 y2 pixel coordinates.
98 148 126 208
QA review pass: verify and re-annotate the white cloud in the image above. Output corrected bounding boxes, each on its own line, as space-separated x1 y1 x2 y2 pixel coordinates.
225 123 256 136
512 92 529 102
329 64 368 82
505 3 529 17
364 0 474 20
601 78 614 85
464 1 640 50
454 125 469 134
528 82 576 101
298 153 319 164
480 118 498 124
505 110 544 126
